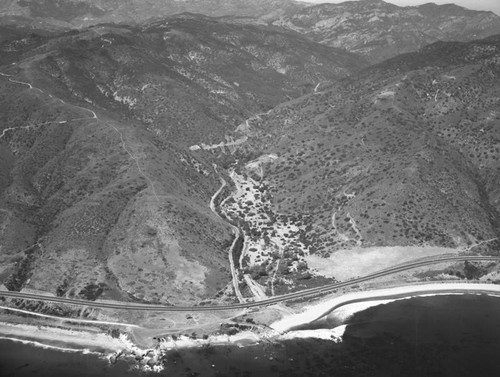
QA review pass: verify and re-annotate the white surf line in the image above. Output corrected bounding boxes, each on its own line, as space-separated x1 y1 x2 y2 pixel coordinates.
0 336 102 354
270 283 500 333
0 305 140 328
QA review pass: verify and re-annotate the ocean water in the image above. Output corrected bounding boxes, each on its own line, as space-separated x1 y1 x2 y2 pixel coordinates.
0 340 135 377
1 294 499 377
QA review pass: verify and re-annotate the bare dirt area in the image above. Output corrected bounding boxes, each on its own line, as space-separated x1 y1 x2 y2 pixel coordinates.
106 199 211 305
305 245 459 280
27 247 108 296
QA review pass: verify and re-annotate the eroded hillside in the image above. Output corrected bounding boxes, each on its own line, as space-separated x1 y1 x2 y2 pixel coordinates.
194 35 500 294
21 15 365 146
0 15 366 304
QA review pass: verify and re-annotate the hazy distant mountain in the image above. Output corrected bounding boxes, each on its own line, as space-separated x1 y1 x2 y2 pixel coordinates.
272 0 500 62
0 0 304 28
0 15 365 303
4 0 500 64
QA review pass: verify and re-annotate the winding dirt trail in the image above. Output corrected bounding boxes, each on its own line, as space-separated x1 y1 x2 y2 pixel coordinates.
0 70 160 202
209 175 245 303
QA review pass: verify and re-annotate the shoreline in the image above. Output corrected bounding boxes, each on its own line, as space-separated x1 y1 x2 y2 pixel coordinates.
0 335 104 355
0 321 134 354
1 282 500 364
270 282 500 333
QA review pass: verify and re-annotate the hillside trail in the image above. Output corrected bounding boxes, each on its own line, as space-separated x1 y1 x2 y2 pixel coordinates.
0 67 160 202
1 66 278 305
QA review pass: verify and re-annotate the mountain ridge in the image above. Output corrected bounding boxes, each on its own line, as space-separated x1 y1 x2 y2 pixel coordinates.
0 15 366 303
271 0 500 62
0 0 305 29
201 33 500 292
1 2 500 302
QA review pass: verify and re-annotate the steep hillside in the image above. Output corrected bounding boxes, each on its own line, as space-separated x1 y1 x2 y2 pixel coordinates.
272 0 500 63
5 0 499 64
198 35 500 294
0 16 365 304
0 0 304 28
0 25 56 65
20 15 365 146
0 69 234 305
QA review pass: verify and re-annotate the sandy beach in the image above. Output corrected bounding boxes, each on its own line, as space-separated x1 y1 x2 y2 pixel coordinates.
1 282 500 360
0 321 133 353
270 282 500 333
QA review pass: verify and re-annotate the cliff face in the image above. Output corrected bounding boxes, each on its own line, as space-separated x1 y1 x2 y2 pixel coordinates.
272 0 500 63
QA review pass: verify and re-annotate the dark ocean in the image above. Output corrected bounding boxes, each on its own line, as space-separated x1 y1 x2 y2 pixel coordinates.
1 294 500 377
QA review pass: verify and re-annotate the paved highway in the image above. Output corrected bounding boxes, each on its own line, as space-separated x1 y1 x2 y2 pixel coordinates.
0 255 497 312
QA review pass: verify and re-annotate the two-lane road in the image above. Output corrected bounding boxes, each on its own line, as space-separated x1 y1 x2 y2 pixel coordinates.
0 255 497 312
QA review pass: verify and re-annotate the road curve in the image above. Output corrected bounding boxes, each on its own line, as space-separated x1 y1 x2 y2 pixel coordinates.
0 255 497 312
209 175 245 302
